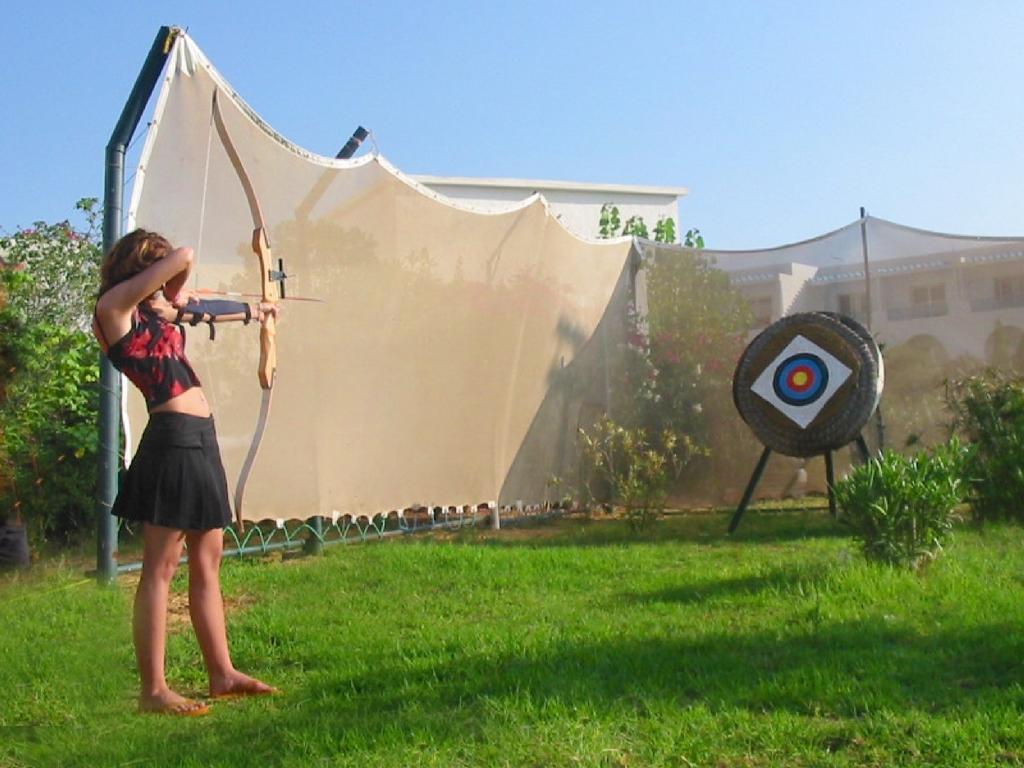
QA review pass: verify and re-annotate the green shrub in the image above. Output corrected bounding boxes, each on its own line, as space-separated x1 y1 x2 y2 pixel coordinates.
833 440 966 569
578 416 698 531
947 370 1024 522
0 301 99 545
0 205 102 546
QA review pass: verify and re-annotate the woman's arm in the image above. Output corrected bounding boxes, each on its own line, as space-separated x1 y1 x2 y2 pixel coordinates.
97 247 194 315
161 250 194 305
146 296 279 326
94 247 195 347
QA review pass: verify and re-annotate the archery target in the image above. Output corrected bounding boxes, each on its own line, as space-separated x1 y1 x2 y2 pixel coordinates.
733 312 882 457
751 335 851 428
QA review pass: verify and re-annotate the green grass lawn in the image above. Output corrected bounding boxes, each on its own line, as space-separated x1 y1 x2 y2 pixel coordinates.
3 510 1024 767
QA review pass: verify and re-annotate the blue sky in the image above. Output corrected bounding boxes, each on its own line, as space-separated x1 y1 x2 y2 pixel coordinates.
3 1 1022 249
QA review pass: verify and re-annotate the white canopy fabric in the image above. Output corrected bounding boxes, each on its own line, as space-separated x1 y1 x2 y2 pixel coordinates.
708 217 1024 272
128 34 1024 515
127 34 634 521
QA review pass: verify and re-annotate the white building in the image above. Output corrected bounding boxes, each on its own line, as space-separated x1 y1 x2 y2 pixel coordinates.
414 175 687 240
712 218 1024 367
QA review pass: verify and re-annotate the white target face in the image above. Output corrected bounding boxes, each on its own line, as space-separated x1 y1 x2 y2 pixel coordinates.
750 335 852 429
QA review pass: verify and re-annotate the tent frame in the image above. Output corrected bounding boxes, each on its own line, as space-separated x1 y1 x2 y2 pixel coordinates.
97 26 181 583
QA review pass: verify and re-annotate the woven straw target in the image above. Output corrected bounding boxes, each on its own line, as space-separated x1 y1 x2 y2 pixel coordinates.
732 312 883 457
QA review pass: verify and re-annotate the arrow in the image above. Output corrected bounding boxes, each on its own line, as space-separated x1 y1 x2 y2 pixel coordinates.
193 287 325 303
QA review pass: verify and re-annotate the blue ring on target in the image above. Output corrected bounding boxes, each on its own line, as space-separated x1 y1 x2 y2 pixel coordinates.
772 353 829 406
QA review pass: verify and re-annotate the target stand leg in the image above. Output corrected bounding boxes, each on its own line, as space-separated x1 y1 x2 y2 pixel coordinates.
855 434 871 464
824 450 838 518
729 446 772 533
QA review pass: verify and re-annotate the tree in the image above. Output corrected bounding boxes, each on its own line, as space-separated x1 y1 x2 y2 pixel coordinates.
636 243 751 445
597 203 703 247
0 200 102 547
593 206 753 501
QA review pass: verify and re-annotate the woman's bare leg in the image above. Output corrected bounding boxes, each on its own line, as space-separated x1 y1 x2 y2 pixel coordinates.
186 527 274 697
135 524 205 714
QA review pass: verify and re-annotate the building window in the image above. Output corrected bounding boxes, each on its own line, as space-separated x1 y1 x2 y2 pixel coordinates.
889 283 948 321
995 275 1024 307
910 284 947 317
837 292 866 321
910 284 945 308
969 274 1024 312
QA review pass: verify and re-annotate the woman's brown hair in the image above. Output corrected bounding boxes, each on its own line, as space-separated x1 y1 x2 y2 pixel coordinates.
98 229 173 296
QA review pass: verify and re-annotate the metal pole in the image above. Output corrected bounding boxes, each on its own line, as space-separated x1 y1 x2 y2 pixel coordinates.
305 516 325 555
336 126 368 160
97 26 180 583
859 207 872 330
859 207 885 452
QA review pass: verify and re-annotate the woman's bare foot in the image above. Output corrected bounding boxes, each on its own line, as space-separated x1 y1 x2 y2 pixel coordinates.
139 688 210 716
209 669 277 699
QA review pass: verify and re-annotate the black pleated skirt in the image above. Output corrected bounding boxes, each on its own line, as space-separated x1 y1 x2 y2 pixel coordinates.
112 412 232 531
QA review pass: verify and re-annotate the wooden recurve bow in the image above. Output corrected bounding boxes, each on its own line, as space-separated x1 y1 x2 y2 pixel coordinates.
211 89 279 533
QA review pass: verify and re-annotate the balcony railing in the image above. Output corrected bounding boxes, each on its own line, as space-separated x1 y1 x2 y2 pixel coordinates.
887 302 949 321
970 294 1024 312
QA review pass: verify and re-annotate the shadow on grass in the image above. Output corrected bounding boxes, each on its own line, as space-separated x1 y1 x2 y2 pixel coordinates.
68 615 1024 765
328 619 1024 715
467 509 850 549
622 561 837 606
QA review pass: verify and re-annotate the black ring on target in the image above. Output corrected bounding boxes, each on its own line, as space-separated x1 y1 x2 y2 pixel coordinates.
772 353 829 406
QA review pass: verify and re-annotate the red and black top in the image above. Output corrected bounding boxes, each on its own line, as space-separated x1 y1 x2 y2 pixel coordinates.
98 303 202 410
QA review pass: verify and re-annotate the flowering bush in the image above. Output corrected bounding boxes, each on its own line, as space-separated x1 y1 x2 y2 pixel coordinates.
0 200 102 545
0 199 101 330
596 209 754 500
579 416 700 530
616 245 754 496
